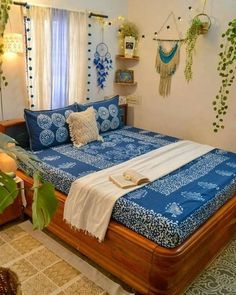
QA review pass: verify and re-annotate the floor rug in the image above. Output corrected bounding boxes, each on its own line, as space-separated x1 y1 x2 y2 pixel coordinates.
0 221 235 295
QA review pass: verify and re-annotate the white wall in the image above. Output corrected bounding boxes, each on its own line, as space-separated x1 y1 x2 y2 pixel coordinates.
2 0 236 152
1 5 27 121
2 0 127 120
127 0 236 152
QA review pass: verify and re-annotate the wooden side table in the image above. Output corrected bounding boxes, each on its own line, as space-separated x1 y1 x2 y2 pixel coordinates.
119 103 128 125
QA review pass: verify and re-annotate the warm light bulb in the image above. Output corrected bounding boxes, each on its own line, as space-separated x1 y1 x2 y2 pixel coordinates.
3 52 18 59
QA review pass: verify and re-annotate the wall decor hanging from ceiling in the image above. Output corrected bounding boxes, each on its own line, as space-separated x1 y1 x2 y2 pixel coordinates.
154 12 184 97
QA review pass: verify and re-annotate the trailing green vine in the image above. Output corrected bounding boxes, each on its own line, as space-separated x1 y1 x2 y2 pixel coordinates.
0 0 12 89
213 19 236 132
184 17 202 82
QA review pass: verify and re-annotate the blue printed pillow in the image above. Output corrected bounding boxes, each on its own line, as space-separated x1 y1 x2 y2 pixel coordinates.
78 96 121 133
24 104 78 151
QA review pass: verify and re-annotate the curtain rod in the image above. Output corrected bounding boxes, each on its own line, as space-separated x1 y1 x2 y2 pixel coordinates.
13 2 107 18
89 12 108 19
13 1 27 6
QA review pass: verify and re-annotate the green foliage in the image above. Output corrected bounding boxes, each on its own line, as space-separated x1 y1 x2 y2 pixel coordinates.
0 132 58 229
0 0 12 89
32 172 58 230
0 171 18 213
119 21 139 40
184 17 202 82
213 19 236 132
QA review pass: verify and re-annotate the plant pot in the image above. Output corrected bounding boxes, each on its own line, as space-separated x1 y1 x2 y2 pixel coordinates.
124 36 136 58
199 22 210 34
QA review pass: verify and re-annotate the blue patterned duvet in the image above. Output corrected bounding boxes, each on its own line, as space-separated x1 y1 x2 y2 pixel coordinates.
21 126 236 248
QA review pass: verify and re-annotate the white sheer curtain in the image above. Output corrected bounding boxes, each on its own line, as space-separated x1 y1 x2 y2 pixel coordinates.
68 12 88 104
26 6 88 110
29 6 52 109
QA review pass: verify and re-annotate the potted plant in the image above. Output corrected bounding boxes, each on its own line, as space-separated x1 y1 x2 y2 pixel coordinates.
0 132 58 229
212 19 236 132
118 21 139 57
184 14 211 82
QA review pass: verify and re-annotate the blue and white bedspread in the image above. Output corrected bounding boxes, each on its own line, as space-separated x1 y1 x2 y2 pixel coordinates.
20 126 236 248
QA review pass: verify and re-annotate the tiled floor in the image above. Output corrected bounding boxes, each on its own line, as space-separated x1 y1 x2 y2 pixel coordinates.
0 221 236 295
0 224 111 295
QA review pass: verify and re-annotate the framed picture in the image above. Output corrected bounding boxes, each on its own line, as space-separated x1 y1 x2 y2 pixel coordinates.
115 70 134 84
124 36 135 58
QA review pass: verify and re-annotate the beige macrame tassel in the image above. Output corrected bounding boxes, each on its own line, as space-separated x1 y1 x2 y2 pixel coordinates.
155 45 180 97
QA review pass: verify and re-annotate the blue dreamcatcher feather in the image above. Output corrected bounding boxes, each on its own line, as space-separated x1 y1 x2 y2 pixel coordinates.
93 43 113 89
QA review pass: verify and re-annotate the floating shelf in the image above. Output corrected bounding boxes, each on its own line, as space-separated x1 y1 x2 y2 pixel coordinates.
116 55 139 61
114 82 137 86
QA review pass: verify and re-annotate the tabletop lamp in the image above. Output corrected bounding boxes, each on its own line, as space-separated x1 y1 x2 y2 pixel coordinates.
0 152 17 174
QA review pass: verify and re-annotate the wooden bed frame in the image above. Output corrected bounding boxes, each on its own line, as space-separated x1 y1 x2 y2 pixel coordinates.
1 119 236 294
17 170 236 295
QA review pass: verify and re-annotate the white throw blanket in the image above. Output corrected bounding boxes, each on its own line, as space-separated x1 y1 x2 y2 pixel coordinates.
64 140 214 241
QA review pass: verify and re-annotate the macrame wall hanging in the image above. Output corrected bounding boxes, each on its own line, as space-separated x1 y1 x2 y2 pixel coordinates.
154 12 184 97
93 24 113 90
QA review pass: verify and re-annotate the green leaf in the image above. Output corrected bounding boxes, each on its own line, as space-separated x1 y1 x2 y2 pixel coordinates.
0 171 18 214
32 172 58 230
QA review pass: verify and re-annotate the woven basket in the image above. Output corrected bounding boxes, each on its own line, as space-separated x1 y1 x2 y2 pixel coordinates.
0 267 22 295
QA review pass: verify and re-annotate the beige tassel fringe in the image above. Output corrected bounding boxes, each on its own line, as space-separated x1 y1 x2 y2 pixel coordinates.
155 46 180 97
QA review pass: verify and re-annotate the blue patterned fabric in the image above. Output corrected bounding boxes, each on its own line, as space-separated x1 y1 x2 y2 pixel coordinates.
78 96 121 133
24 104 78 151
19 126 236 248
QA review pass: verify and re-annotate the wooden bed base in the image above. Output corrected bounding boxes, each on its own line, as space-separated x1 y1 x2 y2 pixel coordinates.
17 170 236 295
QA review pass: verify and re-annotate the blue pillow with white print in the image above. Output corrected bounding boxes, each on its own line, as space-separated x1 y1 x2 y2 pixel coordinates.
78 96 121 133
24 104 78 151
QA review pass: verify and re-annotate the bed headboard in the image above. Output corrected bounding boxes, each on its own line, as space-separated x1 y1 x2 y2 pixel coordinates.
0 119 29 148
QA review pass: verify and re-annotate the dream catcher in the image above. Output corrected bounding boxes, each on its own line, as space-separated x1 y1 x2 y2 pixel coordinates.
154 12 184 97
93 22 113 90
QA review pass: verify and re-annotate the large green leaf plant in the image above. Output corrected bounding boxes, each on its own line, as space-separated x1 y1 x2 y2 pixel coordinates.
0 133 58 229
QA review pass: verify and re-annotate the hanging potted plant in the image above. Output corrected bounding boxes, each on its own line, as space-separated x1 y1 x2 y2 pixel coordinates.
118 21 139 57
184 14 211 82
212 19 236 132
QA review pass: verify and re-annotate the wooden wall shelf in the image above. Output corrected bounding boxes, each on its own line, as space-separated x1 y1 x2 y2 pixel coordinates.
116 55 139 61
114 82 137 86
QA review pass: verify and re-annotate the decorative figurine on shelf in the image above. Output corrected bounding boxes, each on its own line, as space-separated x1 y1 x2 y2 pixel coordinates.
93 42 113 90
118 21 139 57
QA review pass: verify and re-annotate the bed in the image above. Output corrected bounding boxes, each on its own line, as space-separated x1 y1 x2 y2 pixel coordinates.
2 119 236 295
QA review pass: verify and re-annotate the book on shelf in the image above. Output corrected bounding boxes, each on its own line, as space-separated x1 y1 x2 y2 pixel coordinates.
109 169 150 189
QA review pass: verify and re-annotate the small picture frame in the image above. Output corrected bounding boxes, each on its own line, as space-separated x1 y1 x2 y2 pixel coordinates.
115 70 134 84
